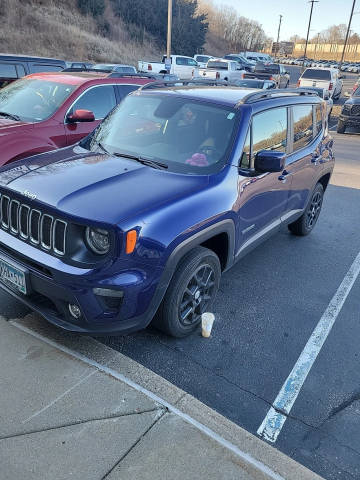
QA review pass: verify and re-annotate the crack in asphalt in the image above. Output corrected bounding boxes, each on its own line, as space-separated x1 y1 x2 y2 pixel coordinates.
101 409 167 479
326 391 360 421
157 338 317 430
0 407 164 441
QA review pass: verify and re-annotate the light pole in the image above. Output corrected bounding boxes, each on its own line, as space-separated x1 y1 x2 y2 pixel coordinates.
166 0 173 73
276 14 283 57
339 0 356 69
303 0 319 69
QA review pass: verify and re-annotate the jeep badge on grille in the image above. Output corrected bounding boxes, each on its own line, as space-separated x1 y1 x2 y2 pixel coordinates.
23 190 37 201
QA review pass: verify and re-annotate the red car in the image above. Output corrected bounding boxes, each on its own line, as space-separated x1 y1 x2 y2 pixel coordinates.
0 71 155 166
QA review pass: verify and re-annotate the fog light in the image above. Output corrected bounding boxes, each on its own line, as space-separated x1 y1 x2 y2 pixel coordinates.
68 303 82 319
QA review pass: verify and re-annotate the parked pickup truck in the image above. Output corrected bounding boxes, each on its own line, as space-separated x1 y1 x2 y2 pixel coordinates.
200 58 245 82
138 55 199 80
0 86 334 338
244 63 289 88
297 68 342 100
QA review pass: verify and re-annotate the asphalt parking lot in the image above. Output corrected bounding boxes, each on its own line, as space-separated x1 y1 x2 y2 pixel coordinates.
1 66 360 480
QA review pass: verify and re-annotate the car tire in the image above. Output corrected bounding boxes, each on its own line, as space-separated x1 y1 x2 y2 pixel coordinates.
288 183 324 236
153 246 221 338
337 120 346 133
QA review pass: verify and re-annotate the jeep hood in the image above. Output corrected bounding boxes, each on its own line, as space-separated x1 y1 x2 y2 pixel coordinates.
0 146 209 224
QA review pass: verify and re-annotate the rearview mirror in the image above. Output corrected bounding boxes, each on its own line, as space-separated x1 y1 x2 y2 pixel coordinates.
67 109 95 123
254 150 286 173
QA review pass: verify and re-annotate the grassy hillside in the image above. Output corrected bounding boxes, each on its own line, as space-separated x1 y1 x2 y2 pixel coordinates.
0 0 161 65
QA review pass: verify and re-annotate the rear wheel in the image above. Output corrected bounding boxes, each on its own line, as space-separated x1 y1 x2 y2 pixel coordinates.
337 120 346 133
153 246 221 337
288 183 324 236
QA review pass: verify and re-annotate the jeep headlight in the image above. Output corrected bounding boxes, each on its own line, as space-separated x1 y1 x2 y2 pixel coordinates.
85 227 110 255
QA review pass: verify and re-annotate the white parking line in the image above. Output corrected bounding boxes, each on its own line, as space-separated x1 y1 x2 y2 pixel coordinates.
257 251 360 443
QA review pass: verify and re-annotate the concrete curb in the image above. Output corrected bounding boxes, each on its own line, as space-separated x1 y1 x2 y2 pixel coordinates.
11 314 324 480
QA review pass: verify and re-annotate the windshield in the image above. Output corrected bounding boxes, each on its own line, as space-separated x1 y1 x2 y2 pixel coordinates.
83 93 238 174
302 69 331 80
0 78 76 122
196 56 211 63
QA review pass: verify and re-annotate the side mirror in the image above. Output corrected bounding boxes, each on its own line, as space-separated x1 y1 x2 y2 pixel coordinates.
254 150 286 173
324 92 330 100
67 109 95 123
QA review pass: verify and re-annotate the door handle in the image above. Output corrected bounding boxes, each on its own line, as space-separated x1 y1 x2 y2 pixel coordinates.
278 170 290 183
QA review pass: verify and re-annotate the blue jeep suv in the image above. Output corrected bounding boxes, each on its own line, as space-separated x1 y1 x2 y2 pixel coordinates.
0 86 334 337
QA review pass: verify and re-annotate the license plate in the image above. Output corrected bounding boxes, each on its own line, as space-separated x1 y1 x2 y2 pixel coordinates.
0 256 28 295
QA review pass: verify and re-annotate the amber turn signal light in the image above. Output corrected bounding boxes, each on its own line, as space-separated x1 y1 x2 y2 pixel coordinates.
126 230 137 254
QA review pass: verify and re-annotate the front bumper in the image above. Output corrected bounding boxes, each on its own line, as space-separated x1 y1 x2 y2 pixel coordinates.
0 236 165 335
339 114 360 127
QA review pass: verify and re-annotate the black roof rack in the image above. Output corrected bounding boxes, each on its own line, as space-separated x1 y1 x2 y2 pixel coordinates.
139 79 229 90
236 87 318 106
61 68 153 78
107 72 158 79
61 67 110 73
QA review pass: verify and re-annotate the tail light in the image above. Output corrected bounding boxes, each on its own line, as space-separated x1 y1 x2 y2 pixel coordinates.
216 71 220 79
241 73 244 79
297 79 300 87
148 64 152 71
329 82 333 90
269 76 274 81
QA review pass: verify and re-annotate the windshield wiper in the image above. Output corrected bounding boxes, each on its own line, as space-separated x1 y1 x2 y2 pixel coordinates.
0 111 21 121
112 152 168 170
96 141 110 154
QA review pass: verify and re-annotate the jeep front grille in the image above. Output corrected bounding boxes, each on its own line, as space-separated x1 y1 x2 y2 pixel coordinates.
351 105 360 116
0 193 67 256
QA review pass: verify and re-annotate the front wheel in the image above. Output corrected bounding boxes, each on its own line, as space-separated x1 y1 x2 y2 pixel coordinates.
153 246 221 337
288 183 324 236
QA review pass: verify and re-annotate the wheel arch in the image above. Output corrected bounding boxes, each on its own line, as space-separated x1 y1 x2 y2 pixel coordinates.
318 172 331 192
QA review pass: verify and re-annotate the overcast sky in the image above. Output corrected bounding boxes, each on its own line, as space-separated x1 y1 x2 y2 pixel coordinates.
212 0 360 40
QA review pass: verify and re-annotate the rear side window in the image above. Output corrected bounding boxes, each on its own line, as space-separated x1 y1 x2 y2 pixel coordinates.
0 63 17 79
252 107 287 157
302 69 331 80
293 105 313 151
30 64 64 73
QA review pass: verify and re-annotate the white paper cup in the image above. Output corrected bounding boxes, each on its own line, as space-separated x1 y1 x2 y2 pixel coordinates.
201 312 215 338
